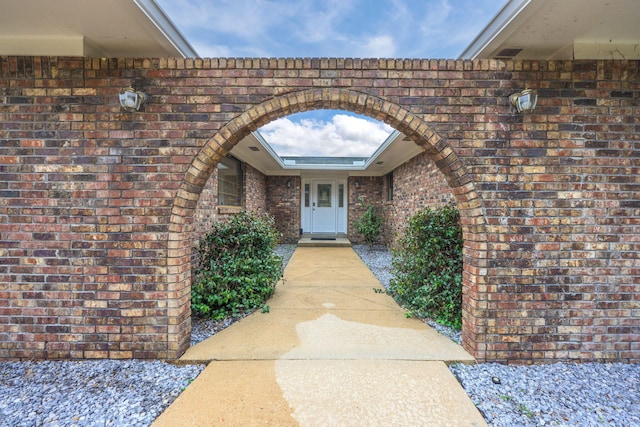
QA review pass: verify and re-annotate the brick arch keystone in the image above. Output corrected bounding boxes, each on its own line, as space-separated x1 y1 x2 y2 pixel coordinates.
167 88 489 360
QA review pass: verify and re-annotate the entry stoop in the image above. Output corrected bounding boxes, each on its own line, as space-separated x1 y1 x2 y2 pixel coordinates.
297 235 351 247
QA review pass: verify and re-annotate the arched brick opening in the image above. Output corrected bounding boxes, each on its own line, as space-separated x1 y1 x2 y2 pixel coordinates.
167 88 489 360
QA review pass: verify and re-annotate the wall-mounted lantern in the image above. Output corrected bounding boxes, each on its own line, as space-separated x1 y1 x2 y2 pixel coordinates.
509 88 538 113
119 87 148 112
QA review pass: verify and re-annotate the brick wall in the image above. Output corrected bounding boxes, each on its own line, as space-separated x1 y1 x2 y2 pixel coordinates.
266 176 301 243
244 163 267 215
347 176 384 244
347 153 455 247
1 56 638 363
193 168 218 245
384 152 455 245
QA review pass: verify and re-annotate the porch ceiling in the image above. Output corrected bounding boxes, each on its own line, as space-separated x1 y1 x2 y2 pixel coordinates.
460 0 640 60
231 131 424 177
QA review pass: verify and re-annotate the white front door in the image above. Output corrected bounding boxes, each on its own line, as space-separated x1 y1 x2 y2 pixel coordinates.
300 178 347 235
311 180 336 233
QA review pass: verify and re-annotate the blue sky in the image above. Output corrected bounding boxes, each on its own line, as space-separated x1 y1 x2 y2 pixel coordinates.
156 0 506 156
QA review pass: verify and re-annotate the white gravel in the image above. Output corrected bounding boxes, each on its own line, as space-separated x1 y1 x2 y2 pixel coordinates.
451 362 640 427
0 360 203 427
1 244 637 427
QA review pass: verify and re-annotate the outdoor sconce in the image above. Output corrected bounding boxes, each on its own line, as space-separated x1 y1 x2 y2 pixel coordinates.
119 87 148 112
287 179 292 188
509 88 538 113
354 180 360 188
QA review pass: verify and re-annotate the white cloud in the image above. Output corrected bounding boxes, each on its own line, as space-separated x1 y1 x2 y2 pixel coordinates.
191 42 231 58
260 114 393 157
357 35 397 58
419 0 454 36
289 0 357 44
412 0 497 58
157 0 297 56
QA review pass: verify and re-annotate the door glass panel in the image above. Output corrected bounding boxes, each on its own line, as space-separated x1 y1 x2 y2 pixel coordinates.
317 184 332 207
338 184 344 208
304 184 310 207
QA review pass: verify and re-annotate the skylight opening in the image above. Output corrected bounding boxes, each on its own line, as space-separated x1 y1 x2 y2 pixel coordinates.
258 110 394 159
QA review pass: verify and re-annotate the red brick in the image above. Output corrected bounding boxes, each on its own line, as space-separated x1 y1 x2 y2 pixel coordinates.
0 56 637 363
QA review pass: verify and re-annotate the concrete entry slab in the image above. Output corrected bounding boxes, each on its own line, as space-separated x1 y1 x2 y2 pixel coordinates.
287 246 366 268
282 246 386 286
153 360 486 427
152 361 297 427
266 286 399 310
279 313 475 362
181 309 474 363
282 266 381 286
164 247 482 425
275 360 487 427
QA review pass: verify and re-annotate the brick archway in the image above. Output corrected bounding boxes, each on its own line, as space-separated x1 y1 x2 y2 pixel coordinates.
167 88 489 360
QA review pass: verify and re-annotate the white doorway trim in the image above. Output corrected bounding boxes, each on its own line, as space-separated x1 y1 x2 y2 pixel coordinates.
301 176 347 234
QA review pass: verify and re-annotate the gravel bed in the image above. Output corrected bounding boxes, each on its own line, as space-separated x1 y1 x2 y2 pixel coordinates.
451 362 640 427
0 360 203 427
2 244 637 427
274 243 297 267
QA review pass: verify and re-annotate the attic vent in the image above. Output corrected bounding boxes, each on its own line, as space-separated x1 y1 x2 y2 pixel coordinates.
248 146 260 151
494 48 522 59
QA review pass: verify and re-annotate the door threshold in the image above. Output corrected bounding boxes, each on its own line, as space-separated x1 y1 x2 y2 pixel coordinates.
298 236 351 247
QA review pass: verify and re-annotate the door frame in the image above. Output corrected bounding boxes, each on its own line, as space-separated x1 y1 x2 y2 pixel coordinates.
300 176 347 235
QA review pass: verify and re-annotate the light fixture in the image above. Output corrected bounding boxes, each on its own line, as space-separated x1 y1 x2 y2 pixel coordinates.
119 87 148 112
354 180 360 188
286 179 292 188
509 88 538 113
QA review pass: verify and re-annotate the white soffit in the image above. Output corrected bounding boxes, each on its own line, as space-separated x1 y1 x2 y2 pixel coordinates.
460 0 640 60
0 0 197 57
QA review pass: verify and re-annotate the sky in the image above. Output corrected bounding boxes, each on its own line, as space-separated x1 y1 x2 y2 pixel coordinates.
156 0 506 157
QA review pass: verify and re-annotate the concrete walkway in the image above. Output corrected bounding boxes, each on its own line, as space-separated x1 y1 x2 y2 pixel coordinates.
153 247 486 426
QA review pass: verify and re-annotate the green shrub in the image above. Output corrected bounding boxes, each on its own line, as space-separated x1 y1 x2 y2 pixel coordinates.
388 204 463 329
353 202 383 248
191 211 283 320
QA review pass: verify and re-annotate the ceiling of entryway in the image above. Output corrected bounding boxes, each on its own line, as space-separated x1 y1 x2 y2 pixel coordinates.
233 130 423 177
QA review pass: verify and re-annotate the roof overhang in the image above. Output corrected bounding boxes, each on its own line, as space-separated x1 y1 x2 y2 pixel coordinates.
0 0 198 58
459 0 640 60
231 131 424 177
